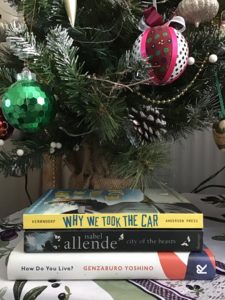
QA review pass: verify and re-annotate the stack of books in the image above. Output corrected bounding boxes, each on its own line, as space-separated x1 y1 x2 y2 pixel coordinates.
7 184 216 280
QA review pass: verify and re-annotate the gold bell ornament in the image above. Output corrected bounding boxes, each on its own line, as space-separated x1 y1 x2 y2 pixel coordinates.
213 119 225 151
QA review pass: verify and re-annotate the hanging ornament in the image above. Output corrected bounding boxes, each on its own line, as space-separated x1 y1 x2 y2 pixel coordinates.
0 108 14 140
50 141 62 154
2 68 55 133
208 54 218 64
188 57 195 65
128 105 167 142
132 7 189 85
220 10 225 37
64 0 77 27
212 119 225 151
176 0 219 28
16 149 24 156
212 72 225 151
56 142 62 149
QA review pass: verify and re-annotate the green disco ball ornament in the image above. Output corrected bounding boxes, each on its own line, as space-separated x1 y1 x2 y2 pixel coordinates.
2 68 55 133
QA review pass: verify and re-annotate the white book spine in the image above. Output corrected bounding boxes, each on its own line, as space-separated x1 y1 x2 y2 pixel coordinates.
8 239 216 280
8 253 168 280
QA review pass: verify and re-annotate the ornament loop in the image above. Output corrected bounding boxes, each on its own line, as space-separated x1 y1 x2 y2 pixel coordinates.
138 6 164 31
166 16 186 33
16 68 36 81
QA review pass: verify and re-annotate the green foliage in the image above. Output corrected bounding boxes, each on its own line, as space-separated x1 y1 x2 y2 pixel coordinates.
23 286 48 300
13 280 27 300
0 140 47 177
0 287 7 300
0 0 224 185
0 67 16 95
30 46 56 84
112 143 169 188
84 93 126 141
4 21 39 60
46 25 85 101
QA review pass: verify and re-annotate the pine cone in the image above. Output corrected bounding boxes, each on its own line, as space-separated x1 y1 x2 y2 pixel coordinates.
129 105 167 142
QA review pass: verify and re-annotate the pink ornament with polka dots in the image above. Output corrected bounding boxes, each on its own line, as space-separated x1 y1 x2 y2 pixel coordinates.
132 18 189 85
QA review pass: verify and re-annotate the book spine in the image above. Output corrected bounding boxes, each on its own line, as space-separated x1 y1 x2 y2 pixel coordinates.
23 213 203 229
7 246 216 280
24 229 203 253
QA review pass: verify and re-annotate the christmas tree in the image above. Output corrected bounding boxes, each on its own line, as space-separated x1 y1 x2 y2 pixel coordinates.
0 0 224 190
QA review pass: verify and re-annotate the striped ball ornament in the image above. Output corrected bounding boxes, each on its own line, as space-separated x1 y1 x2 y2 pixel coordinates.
132 25 189 85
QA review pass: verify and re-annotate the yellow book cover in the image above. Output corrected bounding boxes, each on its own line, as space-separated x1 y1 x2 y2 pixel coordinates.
23 187 203 229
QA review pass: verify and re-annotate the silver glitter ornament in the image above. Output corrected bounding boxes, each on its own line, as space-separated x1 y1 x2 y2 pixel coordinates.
177 0 219 27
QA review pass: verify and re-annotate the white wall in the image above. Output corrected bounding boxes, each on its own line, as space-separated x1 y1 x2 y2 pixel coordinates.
0 0 20 23
162 129 225 194
0 170 41 218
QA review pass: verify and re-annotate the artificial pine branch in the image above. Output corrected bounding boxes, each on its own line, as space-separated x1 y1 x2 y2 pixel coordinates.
4 22 39 60
0 42 22 69
30 47 56 84
0 148 43 177
83 91 127 141
46 25 85 102
0 67 16 95
112 142 169 188
0 0 224 185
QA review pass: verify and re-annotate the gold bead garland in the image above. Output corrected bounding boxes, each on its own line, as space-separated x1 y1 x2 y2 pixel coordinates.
134 54 209 105
51 154 56 188
44 129 56 188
